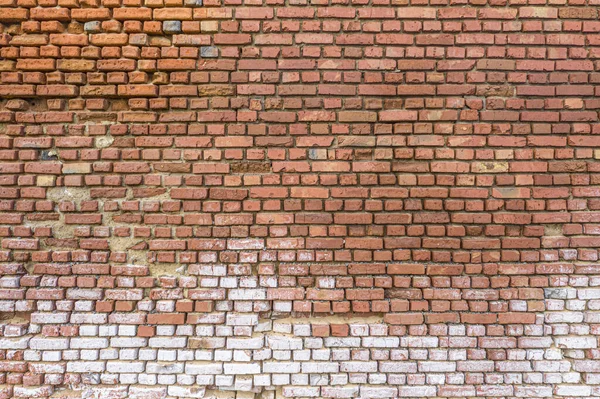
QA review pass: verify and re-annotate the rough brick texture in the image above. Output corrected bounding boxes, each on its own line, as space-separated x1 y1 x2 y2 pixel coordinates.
1 0 600 398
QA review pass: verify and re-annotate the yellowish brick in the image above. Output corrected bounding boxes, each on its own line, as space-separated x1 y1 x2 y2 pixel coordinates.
37 176 56 186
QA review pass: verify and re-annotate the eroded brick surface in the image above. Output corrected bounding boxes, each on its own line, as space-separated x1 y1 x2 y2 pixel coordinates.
0 1 600 398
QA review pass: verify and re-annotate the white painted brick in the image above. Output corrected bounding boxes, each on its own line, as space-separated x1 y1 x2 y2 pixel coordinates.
4 324 26 337
41 351 60 361
253 348 271 361
293 350 311 361
157 350 177 361
272 374 290 385
555 336 597 349
13 386 54 398
100 348 119 360
282 387 320 397
401 336 439 347
167 386 206 398
66 361 106 373
266 335 303 350
233 350 251 362
194 326 214 337
305 337 322 349
128 386 167 399
380 361 417 373
555 385 591 396
66 288 103 300
362 337 399 348
185 362 223 375
321 386 358 398
332 349 350 361
81 349 100 360
397 386 436 397
156 326 176 335
563 372 582 383
99 325 118 336
73 301 94 312
340 361 378 373
215 375 234 387
15 300 34 313
419 361 457 372
309 374 328 386
71 337 109 349
273 301 292 312
70 313 107 324
0 336 30 349
120 374 138 384
111 337 147 347
293 324 311 336
195 375 214 385
233 375 253 391
0 301 14 312
301 362 339 373
273 350 291 360
360 386 399 398
518 337 553 348
254 374 271 386
227 337 264 349
146 362 184 374
107 361 145 373
544 312 584 323
29 362 65 374
117 325 137 336
228 289 266 300
226 313 258 326
578 288 600 299
223 363 261 375
263 361 300 374
155 301 175 312
312 349 330 361
79 325 99 336
194 351 214 362
0 276 20 287
439 385 476 397
62 350 79 360
514 385 553 397
177 374 195 385
457 360 495 372
330 374 348 385
30 312 69 324
534 360 572 372
138 348 157 361
87 386 128 399
585 312 600 323
324 337 361 347
349 324 369 336
176 325 194 335
149 337 187 348
426 374 445 385
214 350 233 362
177 349 194 361
369 324 388 336
29 337 68 350
138 374 157 385
157 375 176 385
495 361 532 372
477 385 514 396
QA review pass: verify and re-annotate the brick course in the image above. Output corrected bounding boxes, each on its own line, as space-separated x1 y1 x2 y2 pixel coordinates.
0 1 600 398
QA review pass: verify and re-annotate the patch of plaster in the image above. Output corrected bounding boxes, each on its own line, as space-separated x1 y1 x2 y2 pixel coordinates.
544 224 563 236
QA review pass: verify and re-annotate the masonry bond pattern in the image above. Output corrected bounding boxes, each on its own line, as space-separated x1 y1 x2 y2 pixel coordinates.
1 1 600 398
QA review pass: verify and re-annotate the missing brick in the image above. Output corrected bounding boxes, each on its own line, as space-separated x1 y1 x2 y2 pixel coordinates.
231 162 272 174
544 224 564 236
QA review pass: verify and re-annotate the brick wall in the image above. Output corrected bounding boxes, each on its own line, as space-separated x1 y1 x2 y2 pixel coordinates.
0 1 600 398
